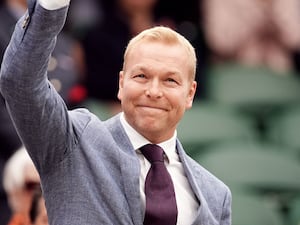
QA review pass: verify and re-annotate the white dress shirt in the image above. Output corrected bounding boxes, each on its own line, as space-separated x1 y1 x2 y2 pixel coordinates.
120 113 198 225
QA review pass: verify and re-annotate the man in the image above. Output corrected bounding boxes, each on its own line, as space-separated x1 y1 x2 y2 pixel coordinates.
0 0 232 224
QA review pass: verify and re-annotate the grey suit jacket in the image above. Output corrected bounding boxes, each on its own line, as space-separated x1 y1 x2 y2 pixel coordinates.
0 1 231 225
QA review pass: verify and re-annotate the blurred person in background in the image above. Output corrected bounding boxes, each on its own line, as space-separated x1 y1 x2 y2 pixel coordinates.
202 0 300 73
3 147 40 225
0 0 85 107
29 188 48 225
65 0 104 40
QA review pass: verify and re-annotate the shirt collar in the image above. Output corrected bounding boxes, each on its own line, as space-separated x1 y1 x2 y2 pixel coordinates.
120 113 177 161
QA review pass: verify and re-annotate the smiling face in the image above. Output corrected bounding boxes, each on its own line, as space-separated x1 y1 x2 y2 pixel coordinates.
118 40 197 143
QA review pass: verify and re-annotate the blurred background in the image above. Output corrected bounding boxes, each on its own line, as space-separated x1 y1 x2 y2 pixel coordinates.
1 0 300 224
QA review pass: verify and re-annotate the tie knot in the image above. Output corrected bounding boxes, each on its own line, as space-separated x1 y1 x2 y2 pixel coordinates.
140 144 164 163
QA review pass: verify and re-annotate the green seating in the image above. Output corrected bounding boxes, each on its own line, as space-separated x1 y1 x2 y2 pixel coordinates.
232 190 284 225
80 98 113 120
177 101 257 156
266 105 300 157
206 63 300 114
194 142 300 193
288 196 300 225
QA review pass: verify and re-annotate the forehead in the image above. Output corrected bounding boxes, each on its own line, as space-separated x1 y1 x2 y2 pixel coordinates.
129 40 187 55
125 41 190 70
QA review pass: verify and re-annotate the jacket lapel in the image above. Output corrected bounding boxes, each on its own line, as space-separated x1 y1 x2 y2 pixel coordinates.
176 140 219 225
106 115 219 225
105 115 144 225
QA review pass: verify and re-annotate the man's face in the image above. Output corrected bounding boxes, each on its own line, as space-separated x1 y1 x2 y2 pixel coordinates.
118 41 197 143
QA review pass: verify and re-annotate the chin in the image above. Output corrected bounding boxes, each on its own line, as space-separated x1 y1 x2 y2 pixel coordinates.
135 120 159 133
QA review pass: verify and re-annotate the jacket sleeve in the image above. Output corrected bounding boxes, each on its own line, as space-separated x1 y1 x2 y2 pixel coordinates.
0 1 75 174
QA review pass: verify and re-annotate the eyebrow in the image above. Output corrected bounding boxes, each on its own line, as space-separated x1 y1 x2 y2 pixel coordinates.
132 64 181 76
132 65 146 72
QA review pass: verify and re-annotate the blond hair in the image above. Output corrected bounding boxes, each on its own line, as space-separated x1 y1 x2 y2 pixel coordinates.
123 26 197 80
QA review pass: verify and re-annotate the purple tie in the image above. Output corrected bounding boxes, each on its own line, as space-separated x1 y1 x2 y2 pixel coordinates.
140 144 178 225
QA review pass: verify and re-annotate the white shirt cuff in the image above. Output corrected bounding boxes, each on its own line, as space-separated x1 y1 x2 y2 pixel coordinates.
38 0 70 10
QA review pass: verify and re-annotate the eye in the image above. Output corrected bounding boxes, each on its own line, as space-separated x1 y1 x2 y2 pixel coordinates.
166 78 178 84
133 74 146 79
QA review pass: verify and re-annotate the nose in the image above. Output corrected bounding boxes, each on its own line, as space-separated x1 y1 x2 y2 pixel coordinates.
145 79 163 98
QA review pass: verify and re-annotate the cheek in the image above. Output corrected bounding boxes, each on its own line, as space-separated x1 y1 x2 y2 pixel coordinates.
171 91 191 109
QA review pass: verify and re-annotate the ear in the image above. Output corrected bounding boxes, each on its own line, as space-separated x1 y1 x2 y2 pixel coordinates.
117 71 124 101
185 81 197 109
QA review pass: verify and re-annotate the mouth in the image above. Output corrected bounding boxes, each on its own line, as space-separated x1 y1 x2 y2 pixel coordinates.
137 105 168 112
